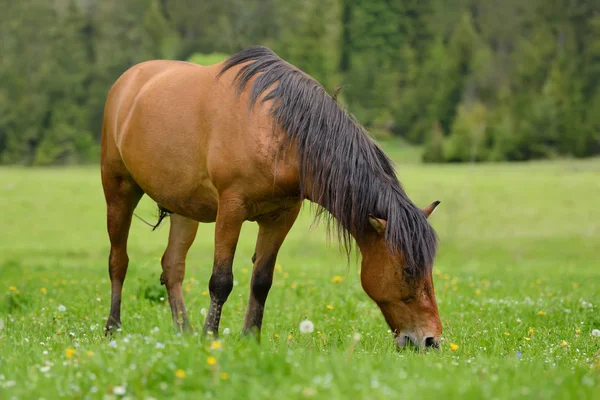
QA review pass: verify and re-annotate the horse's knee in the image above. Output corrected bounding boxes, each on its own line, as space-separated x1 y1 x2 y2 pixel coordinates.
251 269 273 304
209 270 233 303
160 259 185 288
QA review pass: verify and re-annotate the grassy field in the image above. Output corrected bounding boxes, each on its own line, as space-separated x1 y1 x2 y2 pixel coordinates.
1 144 599 399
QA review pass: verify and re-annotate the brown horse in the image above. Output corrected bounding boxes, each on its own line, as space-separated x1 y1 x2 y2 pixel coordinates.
101 46 442 349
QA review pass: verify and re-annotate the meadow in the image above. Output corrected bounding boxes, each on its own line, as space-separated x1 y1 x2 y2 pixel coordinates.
1 145 599 399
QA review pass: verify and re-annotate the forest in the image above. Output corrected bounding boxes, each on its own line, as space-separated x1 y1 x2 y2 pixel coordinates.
1 0 599 165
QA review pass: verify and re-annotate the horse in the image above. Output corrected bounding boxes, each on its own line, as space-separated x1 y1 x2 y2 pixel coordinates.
100 46 442 349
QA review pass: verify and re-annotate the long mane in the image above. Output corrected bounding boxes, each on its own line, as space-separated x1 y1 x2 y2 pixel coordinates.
217 46 437 276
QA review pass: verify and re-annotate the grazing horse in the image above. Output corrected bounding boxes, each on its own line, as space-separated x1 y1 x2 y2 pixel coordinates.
101 46 442 349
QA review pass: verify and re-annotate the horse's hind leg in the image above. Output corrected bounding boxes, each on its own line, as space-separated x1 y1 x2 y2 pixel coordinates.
243 203 301 338
160 214 199 332
102 170 143 332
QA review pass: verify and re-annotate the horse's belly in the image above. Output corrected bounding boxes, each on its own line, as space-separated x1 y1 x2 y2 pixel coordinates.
142 175 220 223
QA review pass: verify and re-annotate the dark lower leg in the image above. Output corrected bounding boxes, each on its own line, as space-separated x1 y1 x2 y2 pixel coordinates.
243 254 276 335
242 204 301 337
202 198 245 336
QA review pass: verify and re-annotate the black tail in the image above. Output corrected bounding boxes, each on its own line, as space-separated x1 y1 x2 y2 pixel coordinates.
133 204 172 231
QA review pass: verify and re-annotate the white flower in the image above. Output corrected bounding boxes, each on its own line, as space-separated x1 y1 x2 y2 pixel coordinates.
113 385 126 395
592 329 600 337
151 327 159 333
155 342 165 349
200 308 208 316
108 340 118 348
223 328 230 335
57 305 67 312
353 333 362 341
299 320 314 334
39 366 51 373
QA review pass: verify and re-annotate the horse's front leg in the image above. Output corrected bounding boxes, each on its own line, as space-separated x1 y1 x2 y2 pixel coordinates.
203 197 246 336
243 203 301 340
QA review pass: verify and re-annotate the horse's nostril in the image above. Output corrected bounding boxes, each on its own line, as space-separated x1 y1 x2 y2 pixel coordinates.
425 337 438 348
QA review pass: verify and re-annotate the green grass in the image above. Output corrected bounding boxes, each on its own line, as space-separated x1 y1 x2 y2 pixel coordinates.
1 146 599 399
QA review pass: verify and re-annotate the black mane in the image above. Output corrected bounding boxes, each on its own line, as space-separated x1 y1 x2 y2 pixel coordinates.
218 46 437 276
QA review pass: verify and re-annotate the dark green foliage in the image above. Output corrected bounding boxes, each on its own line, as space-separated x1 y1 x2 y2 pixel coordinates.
0 0 598 165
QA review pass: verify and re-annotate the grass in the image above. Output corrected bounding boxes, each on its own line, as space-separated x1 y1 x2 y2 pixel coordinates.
0 141 599 399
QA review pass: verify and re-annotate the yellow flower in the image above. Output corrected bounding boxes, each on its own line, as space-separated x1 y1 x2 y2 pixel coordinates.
290 283 297 289
538 311 546 316
40 287 47 295
449 343 459 351
242 268 249 274
65 348 76 358
561 340 568 347
524 337 530 341
184 284 191 293
326 305 334 310
274 333 280 339
220 372 229 380
504 332 510 336
287 334 293 341
207 356 217 365
275 264 283 272
331 276 344 283
9 286 17 291
528 327 534 335
475 289 481 296
211 341 222 350
175 369 186 379
283 272 289 279
202 291 208 296
87 350 94 357
575 329 581 334
130 295 137 300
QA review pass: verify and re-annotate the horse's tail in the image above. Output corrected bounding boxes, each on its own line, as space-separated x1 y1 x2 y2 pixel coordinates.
133 204 172 231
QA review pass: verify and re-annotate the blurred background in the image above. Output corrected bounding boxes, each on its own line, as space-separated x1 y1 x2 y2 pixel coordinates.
0 0 599 166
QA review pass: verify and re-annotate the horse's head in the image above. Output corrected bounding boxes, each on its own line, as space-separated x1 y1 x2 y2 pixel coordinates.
359 201 442 350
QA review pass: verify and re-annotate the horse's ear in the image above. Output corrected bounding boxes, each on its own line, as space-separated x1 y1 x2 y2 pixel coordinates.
422 200 441 218
368 215 387 234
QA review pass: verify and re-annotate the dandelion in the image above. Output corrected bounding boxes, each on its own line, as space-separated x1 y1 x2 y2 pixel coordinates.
331 276 344 283
449 343 459 351
504 332 510 336
275 264 283 272
40 288 47 295
207 356 217 366
211 341 222 350
87 350 94 357
326 305 334 310
528 327 534 335
575 329 581 334
592 329 600 337
290 283 297 289
287 334 293 341
299 320 314 334
65 348 76 358
58 305 67 312
538 311 546 316
475 289 481 296
8 286 17 291
202 291 208 296
524 337 530 341
274 333 280 339
561 340 568 347
175 369 186 379
220 372 229 380
113 385 126 395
